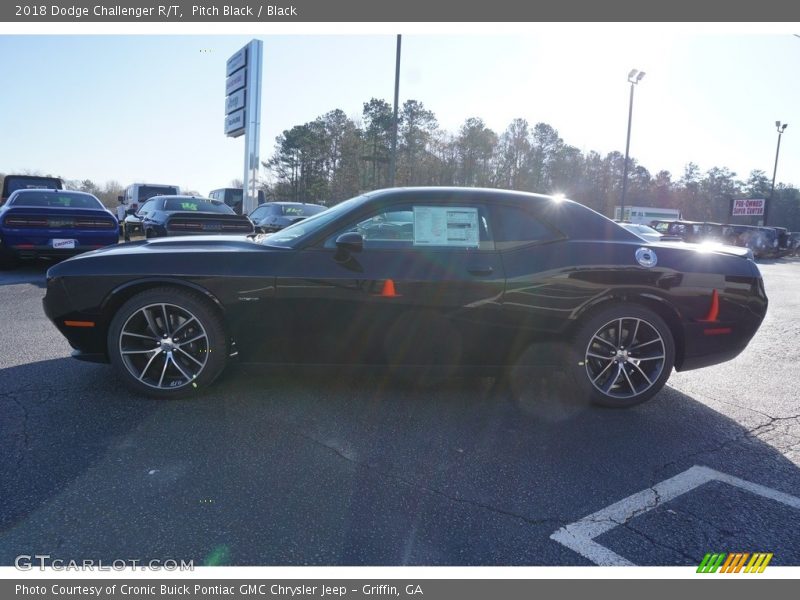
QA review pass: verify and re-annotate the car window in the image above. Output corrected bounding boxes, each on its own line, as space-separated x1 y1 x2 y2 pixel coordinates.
139 199 158 214
10 191 102 209
282 204 326 217
250 206 268 220
668 223 686 236
491 204 563 250
163 198 234 213
326 203 493 250
4 177 62 195
651 221 670 233
138 185 179 203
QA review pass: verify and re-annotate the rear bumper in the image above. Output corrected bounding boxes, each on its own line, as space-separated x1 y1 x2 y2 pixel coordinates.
2 232 118 259
676 310 766 372
8 246 111 260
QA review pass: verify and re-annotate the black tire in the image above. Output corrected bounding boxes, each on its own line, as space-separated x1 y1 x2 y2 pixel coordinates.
567 303 675 408
107 287 228 399
145 229 155 239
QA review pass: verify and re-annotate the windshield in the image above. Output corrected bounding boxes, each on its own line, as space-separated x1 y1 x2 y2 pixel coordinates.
260 195 366 247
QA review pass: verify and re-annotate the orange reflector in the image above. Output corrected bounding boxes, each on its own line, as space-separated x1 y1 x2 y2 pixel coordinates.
703 327 732 336
699 289 720 322
375 279 400 297
64 320 95 328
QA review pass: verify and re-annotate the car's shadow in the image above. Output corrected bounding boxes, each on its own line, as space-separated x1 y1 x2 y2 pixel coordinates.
0 260 53 288
0 356 798 566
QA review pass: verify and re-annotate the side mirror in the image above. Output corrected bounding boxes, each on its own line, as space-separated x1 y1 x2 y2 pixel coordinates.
117 196 124 203
335 232 363 254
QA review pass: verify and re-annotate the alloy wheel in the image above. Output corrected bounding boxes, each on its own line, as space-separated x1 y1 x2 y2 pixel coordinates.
118 303 209 390
584 317 666 399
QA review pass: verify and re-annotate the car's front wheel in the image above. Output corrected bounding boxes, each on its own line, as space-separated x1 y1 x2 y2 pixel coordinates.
107 287 228 398
568 303 675 408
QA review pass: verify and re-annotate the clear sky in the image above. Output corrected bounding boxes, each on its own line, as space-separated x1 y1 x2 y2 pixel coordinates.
1 29 799 195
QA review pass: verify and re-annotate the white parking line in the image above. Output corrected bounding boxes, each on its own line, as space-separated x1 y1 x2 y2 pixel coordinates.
550 465 800 566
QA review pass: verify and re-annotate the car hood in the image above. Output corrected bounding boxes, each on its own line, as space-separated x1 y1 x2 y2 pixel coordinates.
63 234 279 260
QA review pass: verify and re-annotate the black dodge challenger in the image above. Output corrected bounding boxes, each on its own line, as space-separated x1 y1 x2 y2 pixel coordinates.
43 188 768 407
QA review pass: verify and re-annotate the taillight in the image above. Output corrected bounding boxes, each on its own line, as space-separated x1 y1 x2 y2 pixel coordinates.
169 222 203 230
221 223 252 231
74 219 115 229
4 216 49 227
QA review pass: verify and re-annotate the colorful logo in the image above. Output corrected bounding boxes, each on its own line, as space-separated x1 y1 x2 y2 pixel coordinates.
697 552 773 573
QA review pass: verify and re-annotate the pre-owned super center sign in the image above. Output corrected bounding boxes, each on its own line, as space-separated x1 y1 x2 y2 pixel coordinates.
732 198 765 216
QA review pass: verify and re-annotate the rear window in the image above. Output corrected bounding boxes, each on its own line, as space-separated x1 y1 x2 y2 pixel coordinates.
10 192 103 209
3 176 63 196
163 198 234 214
138 186 179 203
224 189 244 207
281 204 326 217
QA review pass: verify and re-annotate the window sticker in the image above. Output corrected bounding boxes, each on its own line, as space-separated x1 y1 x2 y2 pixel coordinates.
413 206 479 247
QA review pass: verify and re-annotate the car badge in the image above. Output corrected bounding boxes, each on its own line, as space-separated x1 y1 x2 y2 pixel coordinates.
635 247 657 268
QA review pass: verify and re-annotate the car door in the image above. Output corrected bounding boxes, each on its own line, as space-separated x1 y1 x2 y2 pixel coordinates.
488 201 580 364
264 199 506 368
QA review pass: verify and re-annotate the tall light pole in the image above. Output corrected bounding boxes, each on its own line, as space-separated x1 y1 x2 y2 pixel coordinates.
620 68 645 221
765 120 788 226
389 35 402 187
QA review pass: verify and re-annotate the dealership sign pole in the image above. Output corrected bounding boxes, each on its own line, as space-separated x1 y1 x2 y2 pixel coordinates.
224 39 263 215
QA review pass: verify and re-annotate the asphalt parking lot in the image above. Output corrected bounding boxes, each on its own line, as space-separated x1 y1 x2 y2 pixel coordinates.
1 258 799 566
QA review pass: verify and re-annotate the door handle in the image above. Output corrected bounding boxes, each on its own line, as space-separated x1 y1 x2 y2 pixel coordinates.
467 266 494 276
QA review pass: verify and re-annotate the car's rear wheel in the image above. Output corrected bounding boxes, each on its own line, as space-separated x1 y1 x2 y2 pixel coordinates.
107 287 227 398
568 304 675 408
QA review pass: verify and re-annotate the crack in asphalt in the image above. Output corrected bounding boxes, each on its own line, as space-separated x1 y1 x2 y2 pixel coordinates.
651 396 800 482
5 394 30 472
617 520 699 564
282 423 569 529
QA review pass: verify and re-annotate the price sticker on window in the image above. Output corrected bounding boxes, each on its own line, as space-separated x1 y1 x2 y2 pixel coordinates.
413 206 479 248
